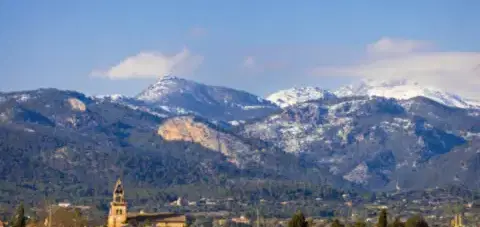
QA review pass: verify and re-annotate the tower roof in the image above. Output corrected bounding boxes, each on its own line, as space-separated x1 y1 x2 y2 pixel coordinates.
114 179 123 192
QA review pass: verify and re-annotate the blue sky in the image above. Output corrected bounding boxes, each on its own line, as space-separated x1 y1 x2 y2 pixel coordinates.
1 1 479 97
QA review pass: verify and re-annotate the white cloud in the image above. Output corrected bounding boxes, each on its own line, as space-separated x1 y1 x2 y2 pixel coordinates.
243 56 256 69
312 38 480 99
327 52 480 78
90 48 203 79
367 37 433 55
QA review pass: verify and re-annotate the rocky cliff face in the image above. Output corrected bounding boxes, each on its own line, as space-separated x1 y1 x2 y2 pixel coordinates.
157 116 252 166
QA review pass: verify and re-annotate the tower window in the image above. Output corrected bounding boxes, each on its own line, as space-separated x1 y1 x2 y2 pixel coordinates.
116 209 123 215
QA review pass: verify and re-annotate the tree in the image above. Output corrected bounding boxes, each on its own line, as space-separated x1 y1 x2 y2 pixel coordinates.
405 215 428 227
416 219 428 227
143 219 152 227
354 219 367 227
378 209 388 227
288 211 308 227
390 217 405 227
11 202 26 227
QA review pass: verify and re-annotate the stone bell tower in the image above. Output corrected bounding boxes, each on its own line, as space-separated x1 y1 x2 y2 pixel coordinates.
108 179 127 227
451 214 464 227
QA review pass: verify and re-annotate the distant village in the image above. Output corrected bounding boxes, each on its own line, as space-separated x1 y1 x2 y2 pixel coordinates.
1 180 479 227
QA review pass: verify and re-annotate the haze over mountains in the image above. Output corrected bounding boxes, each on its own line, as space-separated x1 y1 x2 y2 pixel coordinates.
0 75 479 205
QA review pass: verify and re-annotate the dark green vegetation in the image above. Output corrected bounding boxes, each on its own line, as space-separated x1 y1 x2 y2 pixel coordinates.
283 210 431 227
331 219 345 227
10 203 26 227
1 79 480 220
377 209 387 227
404 215 429 227
0 89 347 218
287 210 308 227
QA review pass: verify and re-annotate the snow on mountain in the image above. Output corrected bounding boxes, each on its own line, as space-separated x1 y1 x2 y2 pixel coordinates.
94 93 173 118
266 87 336 108
343 162 370 184
334 78 480 109
241 94 480 190
94 94 126 101
136 75 183 102
136 75 273 105
135 75 280 121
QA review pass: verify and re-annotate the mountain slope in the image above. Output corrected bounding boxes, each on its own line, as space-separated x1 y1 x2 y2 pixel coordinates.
2 78 480 202
334 79 480 109
266 87 336 108
0 88 351 212
240 96 480 190
134 76 280 121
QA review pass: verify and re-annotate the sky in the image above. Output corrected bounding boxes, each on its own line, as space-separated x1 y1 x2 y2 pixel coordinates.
1 1 479 98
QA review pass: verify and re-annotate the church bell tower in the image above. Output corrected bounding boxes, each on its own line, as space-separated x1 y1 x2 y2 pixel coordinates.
108 179 127 227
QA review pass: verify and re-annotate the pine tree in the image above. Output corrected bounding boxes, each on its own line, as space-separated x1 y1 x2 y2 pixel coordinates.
288 210 308 227
377 209 388 227
11 202 26 227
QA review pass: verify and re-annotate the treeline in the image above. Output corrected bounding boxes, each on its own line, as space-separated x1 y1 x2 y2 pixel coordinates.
2 202 102 227
189 209 432 227
286 209 430 227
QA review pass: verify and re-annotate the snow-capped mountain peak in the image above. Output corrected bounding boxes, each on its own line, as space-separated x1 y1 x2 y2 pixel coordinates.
334 79 480 109
136 75 188 102
134 75 280 121
266 87 336 108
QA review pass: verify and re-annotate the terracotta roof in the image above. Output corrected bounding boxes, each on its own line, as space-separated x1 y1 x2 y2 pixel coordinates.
127 212 186 223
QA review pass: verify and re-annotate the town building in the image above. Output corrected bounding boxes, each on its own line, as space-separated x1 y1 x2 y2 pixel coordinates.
170 197 188 207
107 179 186 227
231 216 250 225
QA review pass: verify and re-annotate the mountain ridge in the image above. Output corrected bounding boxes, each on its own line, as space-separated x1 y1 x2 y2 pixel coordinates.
117 76 281 121
266 79 480 109
334 79 480 109
266 87 336 108
1 76 479 200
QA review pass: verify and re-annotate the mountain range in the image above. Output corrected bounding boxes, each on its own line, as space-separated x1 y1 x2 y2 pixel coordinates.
267 78 480 109
99 76 280 122
1 76 479 207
